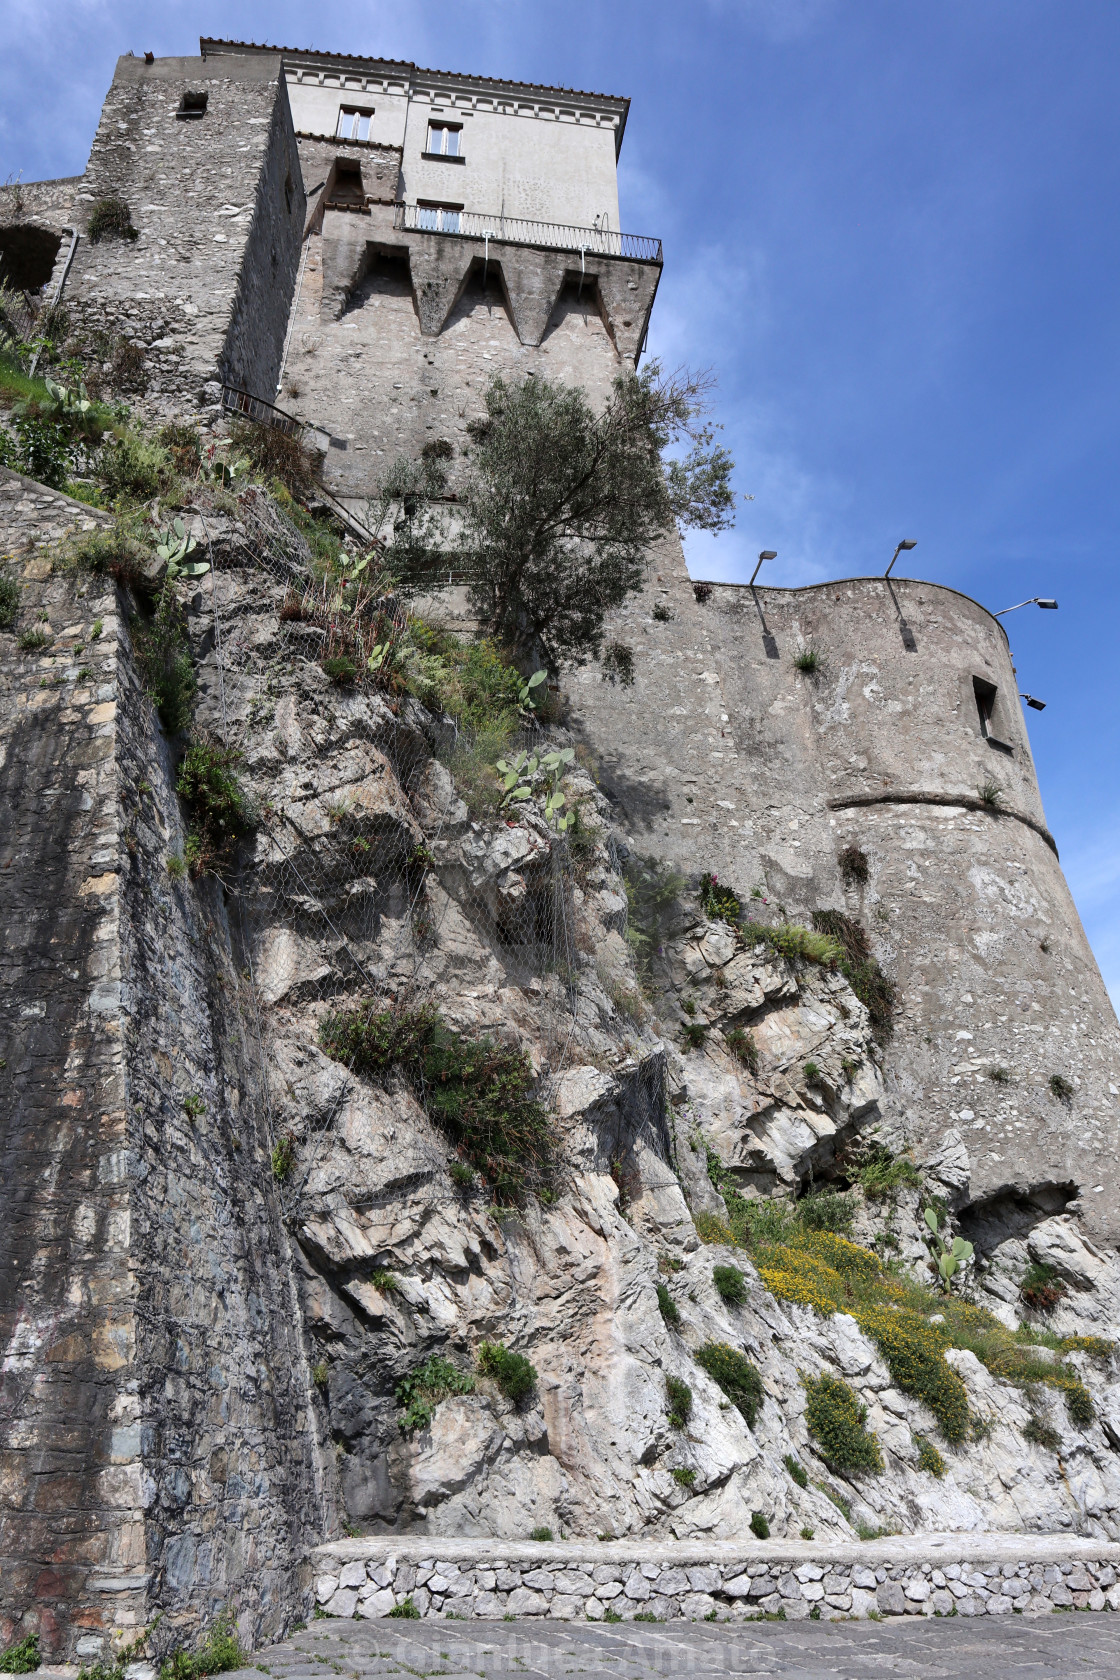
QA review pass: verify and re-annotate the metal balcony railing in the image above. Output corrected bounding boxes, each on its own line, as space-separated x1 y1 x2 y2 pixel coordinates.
392 203 662 264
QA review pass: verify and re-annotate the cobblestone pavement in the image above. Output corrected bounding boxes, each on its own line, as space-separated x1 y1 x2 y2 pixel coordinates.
231 1612 1120 1680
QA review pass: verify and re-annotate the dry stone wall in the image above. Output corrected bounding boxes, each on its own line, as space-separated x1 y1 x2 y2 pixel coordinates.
311 1535 1120 1622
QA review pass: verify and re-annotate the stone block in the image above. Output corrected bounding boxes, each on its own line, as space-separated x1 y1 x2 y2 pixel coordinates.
1067 1566 1093 1591
1050 1583 1074 1607
506 1587 548 1615
755 1594 783 1615
549 1595 582 1620
930 1590 954 1616
623 1571 651 1600
1000 1577 1028 1598
655 1567 690 1596
521 1569 556 1591
681 1593 715 1618
776 1573 802 1600
585 1596 604 1620
903 1578 930 1602
852 1566 877 1591
315 1574 339 1603
795 1563 824 1582
825 1592 852 1611
323 1587 358 1618
956 1596 984 1617
357 1588 395 1618
876 1582 907 1616
595 1581 623 1599
850 1589 877 1618
987 1595 1013 1615
339 1560 366 1589
687 1566 721 1593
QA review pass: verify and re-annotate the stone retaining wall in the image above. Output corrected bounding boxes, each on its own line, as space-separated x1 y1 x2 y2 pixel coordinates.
311 1537 1120 1623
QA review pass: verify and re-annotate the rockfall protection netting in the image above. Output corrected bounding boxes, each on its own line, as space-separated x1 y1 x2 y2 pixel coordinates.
190 486 669 1220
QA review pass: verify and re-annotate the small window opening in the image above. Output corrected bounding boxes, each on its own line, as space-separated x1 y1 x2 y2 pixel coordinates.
327 159 366 208
426 122 463 158
974 676 1012 752
177 90 208 121
284 172 293 214
336 106 374 142
417 201 461 233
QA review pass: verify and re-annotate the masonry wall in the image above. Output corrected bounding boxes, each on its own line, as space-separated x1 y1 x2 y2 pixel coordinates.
0 473 327 1659
560 550 1120 1245
55 53 302 405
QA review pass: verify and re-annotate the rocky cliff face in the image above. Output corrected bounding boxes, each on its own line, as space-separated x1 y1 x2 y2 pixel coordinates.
4 472 1120 1659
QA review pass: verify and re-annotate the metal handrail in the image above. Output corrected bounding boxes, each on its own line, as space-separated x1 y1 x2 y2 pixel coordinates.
220 384 380 547
392 203 662 264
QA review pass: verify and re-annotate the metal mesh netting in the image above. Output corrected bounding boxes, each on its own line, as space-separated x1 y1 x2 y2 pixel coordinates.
190 485 667 1219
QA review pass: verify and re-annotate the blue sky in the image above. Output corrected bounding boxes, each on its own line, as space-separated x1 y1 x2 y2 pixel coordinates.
3 0 1117 1001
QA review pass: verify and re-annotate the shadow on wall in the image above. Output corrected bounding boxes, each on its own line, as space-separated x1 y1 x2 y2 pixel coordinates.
0 225 62 291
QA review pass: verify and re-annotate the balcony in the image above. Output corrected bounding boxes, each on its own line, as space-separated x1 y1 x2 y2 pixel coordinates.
392 202 662 265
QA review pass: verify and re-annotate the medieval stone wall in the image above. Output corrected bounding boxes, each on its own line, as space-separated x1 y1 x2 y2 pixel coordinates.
0 473 328 1660
45 53 302 406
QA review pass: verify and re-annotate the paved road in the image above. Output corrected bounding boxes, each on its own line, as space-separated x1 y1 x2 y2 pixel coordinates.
234 1612 1120 1680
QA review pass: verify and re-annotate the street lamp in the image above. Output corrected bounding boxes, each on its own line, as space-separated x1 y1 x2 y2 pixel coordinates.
994 598 1058 616
1020 694 1046 711
884 538 917 578
750 549 777 585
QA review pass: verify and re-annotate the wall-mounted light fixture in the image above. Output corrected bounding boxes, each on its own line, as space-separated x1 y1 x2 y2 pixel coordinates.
1020 694 1046 711
995 597 1058 616
884 538 917 578
748 552 780 658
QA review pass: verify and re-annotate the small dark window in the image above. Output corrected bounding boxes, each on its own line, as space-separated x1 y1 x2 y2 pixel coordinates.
327 159 365 208
974 676 1012 752
177 90 208 120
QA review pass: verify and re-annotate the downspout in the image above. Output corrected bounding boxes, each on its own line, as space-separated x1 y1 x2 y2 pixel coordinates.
28 225 78 378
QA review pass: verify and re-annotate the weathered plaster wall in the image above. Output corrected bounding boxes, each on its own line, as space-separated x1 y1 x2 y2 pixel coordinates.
0 472 328 1659
278 220 655 494
558 551 1120 1244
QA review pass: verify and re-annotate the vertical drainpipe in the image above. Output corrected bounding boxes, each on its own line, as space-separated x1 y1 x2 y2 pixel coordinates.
28 225 78 378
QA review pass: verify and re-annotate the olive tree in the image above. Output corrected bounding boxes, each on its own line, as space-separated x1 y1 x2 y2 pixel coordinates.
371 363 736 671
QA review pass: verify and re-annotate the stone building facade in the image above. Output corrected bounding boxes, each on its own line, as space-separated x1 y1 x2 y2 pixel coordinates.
3 30 1120 1664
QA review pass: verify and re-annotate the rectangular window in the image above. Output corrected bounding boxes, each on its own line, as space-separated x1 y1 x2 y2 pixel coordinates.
417 201 461 233
177 90 208 121
974 676 1012 752
336 106 373 142
426 122 463 157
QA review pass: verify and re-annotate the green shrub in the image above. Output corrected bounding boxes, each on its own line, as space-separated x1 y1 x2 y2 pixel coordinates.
271 1136 295 1182
671 1467 695 1488
176 738 255 836
783 1453 808 1488
794 648 819 674
811 909 896 1041
803 1061 821 1084
740 920 843 966
0 575 20 630
725 1026 759 1073
4 414 73 487
656 1282 680 1326
319 1004 551 1201
797 1189 854 1234
87 196 137 243
396 1355 475 1432
856 1304 970 1444
699 872 741 925
322 654 358 685
712 1264 747 1305
159 1614 244 1680
1023 1416 1061 1451
66 520 152 585
478 1341 536 1403
450 1162 475 1188
134 587 195 732
681 1020 708 1050
387 1597 420 1620
845 1139 922 1200
529 1526 553 1542
17 628 50 652
694 1342 763 1426
312 1361 329 1389
803 1372 883 1473
666 1375 693 1429
0 1634 40 1674
750 1511 770 1538
98 431 172 502
799 1526 815 1540
915 1436 945 1477
1048 1073 1074 1102
1021 1261 1065 1313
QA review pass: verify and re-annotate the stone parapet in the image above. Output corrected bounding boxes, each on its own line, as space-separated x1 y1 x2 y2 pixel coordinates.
310 1535 1120 1623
